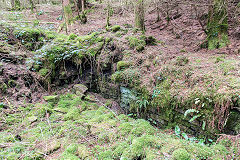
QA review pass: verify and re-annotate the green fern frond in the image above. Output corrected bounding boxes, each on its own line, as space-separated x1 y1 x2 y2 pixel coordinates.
189 114 201 122
184 109 199 117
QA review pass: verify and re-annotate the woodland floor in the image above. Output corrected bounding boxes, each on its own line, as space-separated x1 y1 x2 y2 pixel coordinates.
0 2 240 159
1 3 240 98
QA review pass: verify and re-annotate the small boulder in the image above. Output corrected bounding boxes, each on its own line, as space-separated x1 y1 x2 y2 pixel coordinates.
117 61 132 71
28 116 37 123
112 25 121 32
73 84 88 95
43 95 59 103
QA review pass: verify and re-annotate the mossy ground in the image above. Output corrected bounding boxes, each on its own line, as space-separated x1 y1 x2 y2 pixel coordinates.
0 92 239 159
0 4 240 159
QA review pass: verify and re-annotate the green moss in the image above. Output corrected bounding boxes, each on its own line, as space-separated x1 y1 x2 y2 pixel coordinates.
96 36 104 42
211 144 228 155
172 148 191 160
136 45 144 52
127 36 146 52
111 71 123 82
122 135 158 159
111 69 141 86
113 141 130 158
87 41 104 56
77 144 90 159
176 56 189 66
140 35 157 45
118 122 133 135
43 95 59 103
112 25 121 32
76 32 99 42
207 1 229 50
117 114 129 122
38 68 48 77
117 61 132 71
115 31 123 37
98 150 113 159
68 33 77 40
14 28 44 50
131 119 155 136
105 37 112 44
8 80 16 88
65 144 78 154
63 5 73 24
64 105 85 120
193 144 213 159
46 33 56 40
0 41 11 53
14 0 21 10
180 49 186 52
60 153 79 160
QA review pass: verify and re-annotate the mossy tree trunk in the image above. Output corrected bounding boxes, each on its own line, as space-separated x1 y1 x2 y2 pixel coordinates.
106 2 111 27
29 0 35 12
207 0 229 50
11 0 21 10
11 0 15 9
62 0 73 25
135 0 145 32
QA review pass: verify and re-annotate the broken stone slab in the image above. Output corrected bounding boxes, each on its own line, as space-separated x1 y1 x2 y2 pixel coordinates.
53 107 68 114
43 95 59 103
76 91 85 99
73 84 88 95
28 116 37 123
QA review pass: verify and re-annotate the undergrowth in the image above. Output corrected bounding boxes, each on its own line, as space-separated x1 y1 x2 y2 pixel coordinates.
0 92 239 159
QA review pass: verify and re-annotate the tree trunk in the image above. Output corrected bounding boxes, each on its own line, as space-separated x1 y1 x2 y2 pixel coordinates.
11 0 21 10
77 0 86 12
62 0 73 25
29 0 35 12
207 0 229 50
81 0 85 11
11 0 15 9
135 0 145 32
106 2 111 27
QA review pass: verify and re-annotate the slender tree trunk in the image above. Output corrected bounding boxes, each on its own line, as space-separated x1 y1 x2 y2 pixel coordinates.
207 0 229 50
29 0 35 13
11 0 21 10
156 2 160 22
135 0 145 32
73 0 80 17
106 2 111 27
11 0 15 9
81 0 85 11
77 0 85 11
62 0 73 25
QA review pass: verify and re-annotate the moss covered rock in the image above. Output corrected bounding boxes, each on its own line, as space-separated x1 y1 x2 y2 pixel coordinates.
112 25 121 32
127 36 145 52
73 84 88 95
38 68 49 77
117 61 132 71
43 95 59 103
172 148 191 160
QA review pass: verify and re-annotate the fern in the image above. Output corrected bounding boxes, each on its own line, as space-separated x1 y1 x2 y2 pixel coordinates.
189 114 201 122
184 109 199 117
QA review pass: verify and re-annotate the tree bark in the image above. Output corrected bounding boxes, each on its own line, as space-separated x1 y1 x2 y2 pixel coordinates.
207 0 229 50
29 0 35 12
11 0 15 9
135 0 145 32
62 0 73 25
77 0 86 12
